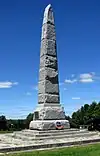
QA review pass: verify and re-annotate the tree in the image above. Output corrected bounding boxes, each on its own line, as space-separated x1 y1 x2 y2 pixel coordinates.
65 115 70 120
84 104 89 112
0 115 8 130
87 101 97 118
25 113 33 129
71 101 100 129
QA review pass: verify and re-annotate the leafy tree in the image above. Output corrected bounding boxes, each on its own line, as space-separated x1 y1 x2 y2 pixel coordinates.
0 115 8 130
25 113 33 129
65 115 70 120
87 101 97 118
71 101 100 129
84 104 89 112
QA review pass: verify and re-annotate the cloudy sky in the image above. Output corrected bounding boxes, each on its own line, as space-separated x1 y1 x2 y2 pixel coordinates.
0 0 100 118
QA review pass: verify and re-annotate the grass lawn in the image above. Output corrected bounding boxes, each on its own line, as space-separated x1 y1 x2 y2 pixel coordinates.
3 143 100 156
0 130 13 134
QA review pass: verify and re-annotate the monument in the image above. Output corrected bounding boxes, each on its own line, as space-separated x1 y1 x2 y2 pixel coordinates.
0 4 100 153
29 4 70 130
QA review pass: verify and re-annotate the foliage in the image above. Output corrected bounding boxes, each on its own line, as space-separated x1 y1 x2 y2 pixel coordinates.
25 113 33 129
71 101 100 129
0 113 33 131
0 115 8 130
7 119 26 131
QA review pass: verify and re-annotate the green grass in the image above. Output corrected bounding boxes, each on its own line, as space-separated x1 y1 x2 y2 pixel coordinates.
0 130 13 134
3 143 100 156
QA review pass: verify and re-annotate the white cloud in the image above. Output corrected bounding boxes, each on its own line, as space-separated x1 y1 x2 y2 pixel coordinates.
80 78 94 83
79 73 94 83
65 79 77 84
64 72 97 84
72 97 80 100
0 81 18 88
80 73 93 79
26 92 32 96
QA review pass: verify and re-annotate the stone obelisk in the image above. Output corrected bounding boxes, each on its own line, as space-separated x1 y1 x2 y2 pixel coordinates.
29 4 70 130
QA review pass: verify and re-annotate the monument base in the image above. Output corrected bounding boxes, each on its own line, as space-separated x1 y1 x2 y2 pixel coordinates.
29 120 70 130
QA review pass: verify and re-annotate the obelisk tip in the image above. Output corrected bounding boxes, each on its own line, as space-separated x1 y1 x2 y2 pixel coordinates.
46 4 52 9
43 4 54 25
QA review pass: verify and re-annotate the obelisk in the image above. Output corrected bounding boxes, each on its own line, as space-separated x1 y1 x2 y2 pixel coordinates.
29 4 70 130
38 4 60 108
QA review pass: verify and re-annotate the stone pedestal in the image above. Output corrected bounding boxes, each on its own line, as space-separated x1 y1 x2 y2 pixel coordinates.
29 120 70 130
33 106 65 120
29 106 70 130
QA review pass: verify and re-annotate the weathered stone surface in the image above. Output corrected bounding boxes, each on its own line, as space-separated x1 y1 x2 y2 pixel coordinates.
40 39 57 57
46 68 58 80
38 80 59 94
47 24 56 40
38 81 45 94
41 24 56 40
39 67 58 81
30 120 70 130
1 128 99 152
40 55 57 69
45 55 57 68
38 107 65 120
39 68 46 81
43 4 54 25
38 94 59 104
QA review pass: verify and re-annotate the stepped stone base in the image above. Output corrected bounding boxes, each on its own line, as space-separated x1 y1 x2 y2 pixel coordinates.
29 120 70 130
0 129 100 153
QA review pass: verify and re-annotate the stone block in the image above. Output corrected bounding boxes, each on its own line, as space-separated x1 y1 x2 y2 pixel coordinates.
38 94 60 104
38 81 45 94
47 23 56 40
40 55 57 69
39 67 58 82
38 107 65 120
38 80 59 94
29 120 70 130
41 23 56 40
40 39 57 57
39 68 46 81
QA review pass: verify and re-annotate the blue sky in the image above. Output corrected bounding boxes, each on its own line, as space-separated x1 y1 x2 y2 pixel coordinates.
0 0 100 119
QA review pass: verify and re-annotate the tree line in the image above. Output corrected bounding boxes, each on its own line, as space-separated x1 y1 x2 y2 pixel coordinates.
0 101 100 131
0 113 33 131
68 101 100 130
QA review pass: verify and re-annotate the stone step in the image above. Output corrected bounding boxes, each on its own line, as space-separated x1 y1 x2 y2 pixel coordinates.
34 130 89 137
0 135 100 153
35 132 97 140
12 131 97 141
14 129 88 138
21 129 82 136
0 131 100 153
22 128 80 134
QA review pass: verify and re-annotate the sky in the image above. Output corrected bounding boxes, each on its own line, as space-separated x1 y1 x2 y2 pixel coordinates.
0 0 100 119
